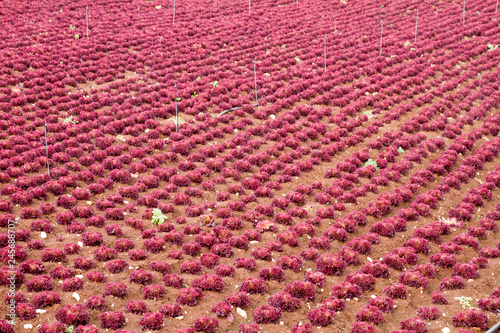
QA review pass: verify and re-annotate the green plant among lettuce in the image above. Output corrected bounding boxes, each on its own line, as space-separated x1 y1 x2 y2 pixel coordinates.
63 116 78 124
364 159 378 169
151 208 166 226
487 43 499 52
455 296 477 309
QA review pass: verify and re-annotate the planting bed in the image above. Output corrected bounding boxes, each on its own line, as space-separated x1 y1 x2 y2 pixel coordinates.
1 0 500 332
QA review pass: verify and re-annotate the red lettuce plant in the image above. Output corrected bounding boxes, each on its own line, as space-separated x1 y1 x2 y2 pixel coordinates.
149 261 172 275
176 287 204 306
61 277 84 292
26 275 52 292
139 312 164 331
15 302 36 320
399 317 428 333
38 322 64 333
160 303 182 317
305 271 326 287
417 307 441 320
143 284 165 300
452 263 479 279
103 282 127 298
55 304 90 326
355 305 384 325
126 300 148 314
254 305 282 324
213 291 246 313
234 257 257 271
307 307 335 326
128 248 148 261
398 271 428 289
182 241 201 256
94 246 118 262
180 259 203 275
439 276 466 290
129 269 153 285
159 268 185 286
277 255 303 272
229 234 249 250
50 266 74 279
452 309 488 330
251 247 273 261
238 322 261 333
193 315 219 333
81 231 103 246
258 265 285 282
240 277 267 295
414 264 437 278
316 254 346 276
430 253 457 268
107 259 129 274
383 283 407 299
368 296 394 313
40 248 66 262
99 311 126 330
478 296 500 313
291 322 313 333
268 292 301 312
210 243 234 258
350 321 376 333
211 302 232 317
19 259 45 275
430 290 448 304
361 261 390 278
331 282 362 299
32 291 61 309
215 264 235 277
192 274 224 292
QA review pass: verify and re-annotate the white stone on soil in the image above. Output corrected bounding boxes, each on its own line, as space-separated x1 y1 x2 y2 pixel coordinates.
236 307 247 319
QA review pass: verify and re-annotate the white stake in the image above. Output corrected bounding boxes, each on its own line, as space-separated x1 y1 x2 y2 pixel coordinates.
415 8 418 43
174 83 178 133
44 122 51 178
324 36 327 74
379 20 383 56
462 0 465 25
496 0 498 14
249 0 251 14
86 6 89 41
252 59 258 103
173 0 176 24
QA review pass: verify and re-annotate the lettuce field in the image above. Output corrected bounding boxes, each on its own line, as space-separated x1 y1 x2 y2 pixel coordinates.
1 0 500 332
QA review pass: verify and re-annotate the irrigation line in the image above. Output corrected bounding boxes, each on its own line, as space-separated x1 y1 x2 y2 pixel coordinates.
462 0 466 25
217 103 259 117
86 6 89 41
324 36 327 74
173 0 176 24
252 59 258 103
486 321 500 333
174 83 178 133
415 8 418 43
44 122 51 178
379 20 383 56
